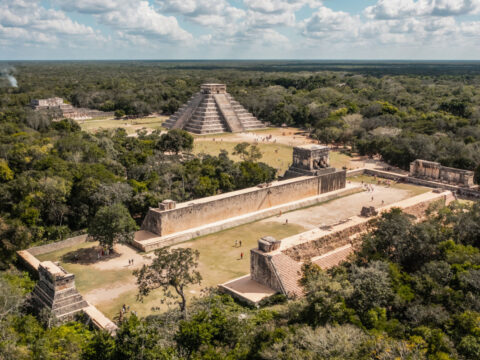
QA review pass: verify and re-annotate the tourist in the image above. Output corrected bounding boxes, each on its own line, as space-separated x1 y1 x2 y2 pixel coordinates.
371 196 374 202
285 219 289 224
239 240 242 247
240 252 243 260
234 240 238 247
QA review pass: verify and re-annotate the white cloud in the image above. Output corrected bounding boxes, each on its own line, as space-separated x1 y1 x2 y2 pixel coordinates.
100 1 192 42
365 0 480 20
243 0 319 14
302 7 359 40
158 0 245 28
58 0 133 14
0 0 99 47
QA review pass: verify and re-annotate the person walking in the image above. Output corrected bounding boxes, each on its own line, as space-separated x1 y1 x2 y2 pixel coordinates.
240 252 243 260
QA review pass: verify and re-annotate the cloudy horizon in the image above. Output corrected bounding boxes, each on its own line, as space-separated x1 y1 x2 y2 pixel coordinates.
1 0 480 60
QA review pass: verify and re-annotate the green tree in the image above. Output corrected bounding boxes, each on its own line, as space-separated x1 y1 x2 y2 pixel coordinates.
82 330 114 360
156 129 194 154
0 160 14 182
88 203 137 251
114 109 125 119
134 247 202 318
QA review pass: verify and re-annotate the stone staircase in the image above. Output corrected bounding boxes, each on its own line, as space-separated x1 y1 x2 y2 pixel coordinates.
184 94 228 134
163 93 204 130
226 94 265 130
163 84 265 134
213 94 244 132
31 261 89 322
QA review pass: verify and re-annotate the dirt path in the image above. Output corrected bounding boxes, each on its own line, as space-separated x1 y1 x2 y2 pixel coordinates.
84 281 137 305
195 127 316 147
92 244 154 271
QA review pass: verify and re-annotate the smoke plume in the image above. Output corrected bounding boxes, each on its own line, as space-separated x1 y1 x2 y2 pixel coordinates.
1 68 18 87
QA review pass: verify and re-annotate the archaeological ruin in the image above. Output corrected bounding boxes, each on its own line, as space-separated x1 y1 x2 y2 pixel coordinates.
163 83 265 134
32 261 88 321
410 159 475 188
221 190 455 304
31 97 113 120
137 145 349 251
284 144 334 178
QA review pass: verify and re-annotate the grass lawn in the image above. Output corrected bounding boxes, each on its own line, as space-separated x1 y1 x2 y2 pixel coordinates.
349 174 431 196
79 116 168 134
36 241 133 295
36 220 305 319
194 141 293 175
194 140 353 176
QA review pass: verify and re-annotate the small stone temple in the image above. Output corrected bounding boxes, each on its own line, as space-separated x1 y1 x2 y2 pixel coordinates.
32 261 88 321
163 83 265 134
31 97 113 120
284 144 335 178
410 159 475 188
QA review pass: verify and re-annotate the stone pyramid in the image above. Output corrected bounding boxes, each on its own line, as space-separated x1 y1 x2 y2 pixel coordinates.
32 261 88 322
163 84 265 134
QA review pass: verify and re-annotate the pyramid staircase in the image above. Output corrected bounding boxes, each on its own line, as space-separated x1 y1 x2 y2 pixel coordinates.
32 261 88 322
164 84 265 134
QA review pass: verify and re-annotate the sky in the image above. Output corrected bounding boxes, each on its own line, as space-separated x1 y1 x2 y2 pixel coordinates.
1 0 480 60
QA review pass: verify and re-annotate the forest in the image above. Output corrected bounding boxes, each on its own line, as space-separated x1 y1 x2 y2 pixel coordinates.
1 61 480 359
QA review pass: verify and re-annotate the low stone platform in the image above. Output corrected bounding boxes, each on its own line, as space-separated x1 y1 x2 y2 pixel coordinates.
219 275 277 305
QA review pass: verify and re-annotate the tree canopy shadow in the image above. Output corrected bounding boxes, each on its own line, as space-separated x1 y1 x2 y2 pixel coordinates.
61 246 121 265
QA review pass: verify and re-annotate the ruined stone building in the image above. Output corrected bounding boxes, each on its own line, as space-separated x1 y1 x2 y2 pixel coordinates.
163 83 265 134
284 144 334 178
32 261 88 321
31 97 113 120
410 159 475 188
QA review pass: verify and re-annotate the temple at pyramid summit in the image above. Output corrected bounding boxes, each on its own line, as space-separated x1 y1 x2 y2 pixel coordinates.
163 83 265 134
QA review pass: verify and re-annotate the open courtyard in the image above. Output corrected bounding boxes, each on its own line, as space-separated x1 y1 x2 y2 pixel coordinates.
35 175 429 319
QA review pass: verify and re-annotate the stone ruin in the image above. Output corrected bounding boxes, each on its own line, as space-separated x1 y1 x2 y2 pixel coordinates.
32 261 88 322
284 144 335 178
360 206 378 217
31 97 113 120
410 159 475 188
163 83 265 134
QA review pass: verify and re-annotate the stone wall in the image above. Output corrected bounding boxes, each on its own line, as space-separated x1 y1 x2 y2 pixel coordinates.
27 235 88 256
141 171 346 237
250 249 284 293
410 159 474 188
247 191 454 297
283 192 453 262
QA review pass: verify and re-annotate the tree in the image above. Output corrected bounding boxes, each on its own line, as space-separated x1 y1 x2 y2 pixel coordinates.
232 142 250 160
88 203 137 251
0 160 13 182
114 109 125 119
156 129 193 154
134 247 202 318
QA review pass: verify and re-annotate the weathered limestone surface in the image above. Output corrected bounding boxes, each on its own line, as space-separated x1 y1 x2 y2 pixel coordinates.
247 190 454 299
32 261 88 321
410 159 475 188
31 97 113 120
163 83 264 134
141 170 346 237
284 144 335 178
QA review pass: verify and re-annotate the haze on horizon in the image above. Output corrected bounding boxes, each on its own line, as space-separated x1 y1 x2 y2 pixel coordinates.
1 0 480 60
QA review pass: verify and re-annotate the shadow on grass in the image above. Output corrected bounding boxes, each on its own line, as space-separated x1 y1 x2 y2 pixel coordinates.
62 246 121 265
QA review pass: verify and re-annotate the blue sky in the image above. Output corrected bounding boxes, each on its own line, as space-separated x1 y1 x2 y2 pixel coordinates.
1 0 480 60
